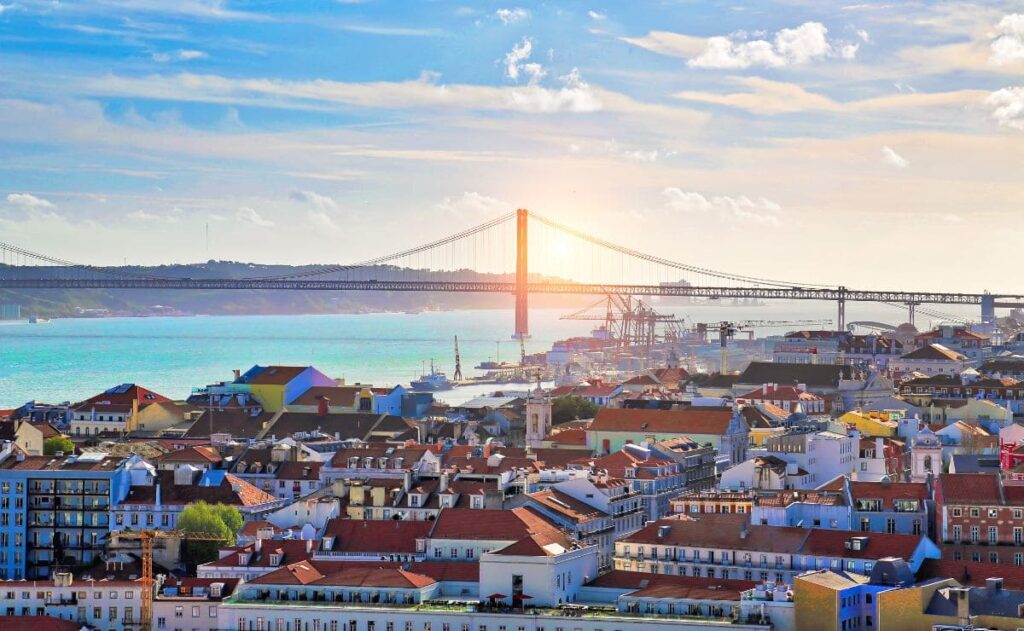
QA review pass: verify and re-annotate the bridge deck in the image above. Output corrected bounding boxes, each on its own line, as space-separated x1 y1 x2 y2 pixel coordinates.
0 278 1015 305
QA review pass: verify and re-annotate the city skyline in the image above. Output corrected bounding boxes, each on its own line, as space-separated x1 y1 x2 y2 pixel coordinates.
1 1 1022 290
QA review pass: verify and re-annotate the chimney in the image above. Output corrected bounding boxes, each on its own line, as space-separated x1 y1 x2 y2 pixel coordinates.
306 539 313 554
233 369 241 380
951 587 970 626
439 471 449 494
740 521 749 540
482 442 493 458
797 383 807 393
317 396 330 417
403 469 412 492
875 437 884 457
254 538 262 553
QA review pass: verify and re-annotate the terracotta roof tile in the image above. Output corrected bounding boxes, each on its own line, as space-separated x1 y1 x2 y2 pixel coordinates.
590 407 735 435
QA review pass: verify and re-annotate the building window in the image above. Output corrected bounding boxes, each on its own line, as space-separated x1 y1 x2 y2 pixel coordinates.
952 508 962 517
953 526 962 542
970 526 980 544
886 518 896 534
912 520 922 536
988 527 998 544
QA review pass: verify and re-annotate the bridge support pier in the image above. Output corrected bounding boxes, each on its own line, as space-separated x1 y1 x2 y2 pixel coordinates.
981 294 995 325
836 287 847 332
907 302 917 326
514 208 529 339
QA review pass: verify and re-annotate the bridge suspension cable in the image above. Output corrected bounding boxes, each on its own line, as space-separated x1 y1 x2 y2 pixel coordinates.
526 210 836 290
0 241 177 281
247 211 517 281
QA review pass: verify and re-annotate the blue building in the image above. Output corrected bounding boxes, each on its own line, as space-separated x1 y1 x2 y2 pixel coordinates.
0 444 133 579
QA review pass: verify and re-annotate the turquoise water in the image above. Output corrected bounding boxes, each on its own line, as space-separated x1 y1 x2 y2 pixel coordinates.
0 301 980 407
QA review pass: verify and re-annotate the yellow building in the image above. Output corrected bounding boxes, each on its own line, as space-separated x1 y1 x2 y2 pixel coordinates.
877 577 1024 631
134 401 201 434
838 410 900 437
793 569 870 631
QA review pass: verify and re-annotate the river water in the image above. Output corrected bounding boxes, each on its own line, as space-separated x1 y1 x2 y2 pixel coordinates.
0 301 979 407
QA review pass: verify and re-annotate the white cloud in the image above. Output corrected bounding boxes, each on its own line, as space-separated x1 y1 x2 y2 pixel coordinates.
990 14 1024 65
290 190 338 211
80 69 618 115
307 211 338 230
506 67 600 112
881 145 909 168
435 192 508 217
588 10 606 20
687 22 855 68
152 49 209 63
0 3 12 14
126 209 179 222
622 149 661 162
236 206 274 227
502 38 547 86
856 28 870 43
6 193 54 209
986 86 1024 130
662 188 781 224
495 8 529 25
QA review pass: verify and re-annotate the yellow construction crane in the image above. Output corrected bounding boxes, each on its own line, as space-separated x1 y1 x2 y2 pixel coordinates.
112 530 230 631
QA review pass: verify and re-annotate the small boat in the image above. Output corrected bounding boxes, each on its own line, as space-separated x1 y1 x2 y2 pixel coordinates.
28 317 49 324
410 360 453 391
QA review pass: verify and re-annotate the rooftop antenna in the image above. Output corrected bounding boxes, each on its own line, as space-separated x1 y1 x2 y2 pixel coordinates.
205 222 210 259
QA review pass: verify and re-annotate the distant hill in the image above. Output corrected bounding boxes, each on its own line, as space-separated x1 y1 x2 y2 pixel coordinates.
0 261 588 317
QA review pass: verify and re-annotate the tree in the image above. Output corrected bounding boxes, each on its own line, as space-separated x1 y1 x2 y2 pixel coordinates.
552 396 600 424
176 501 239 565
43 436 75 456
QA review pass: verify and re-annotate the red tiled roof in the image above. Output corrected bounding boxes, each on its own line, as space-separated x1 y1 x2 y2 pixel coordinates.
289 386 364 407
587 570 754 601
122 470 278 507
528 489 607 522
737 385 821 401
848 481 929 509
208 538 319 569
590 408 735 435
623 514 806 554
73 384 171 409
249 560 444 589
544 427 587 446
162 576 241 598
322 518 432 554
800 529 922 560
0 617 81 631
248 366 310 386
490 532 571 557
156 446 222 464
898 344 966 362
274 461 323 480
938 473 1003 504
918 559 1024 590
429 507 567 543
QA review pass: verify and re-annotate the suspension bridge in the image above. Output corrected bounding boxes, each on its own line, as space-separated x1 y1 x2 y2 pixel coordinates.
1 209 1020 337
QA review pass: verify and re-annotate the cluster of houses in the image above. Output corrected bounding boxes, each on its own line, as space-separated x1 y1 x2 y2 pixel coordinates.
2 325 1024 631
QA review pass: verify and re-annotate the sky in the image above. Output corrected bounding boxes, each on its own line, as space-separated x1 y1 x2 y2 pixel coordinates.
0 0 1022 291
